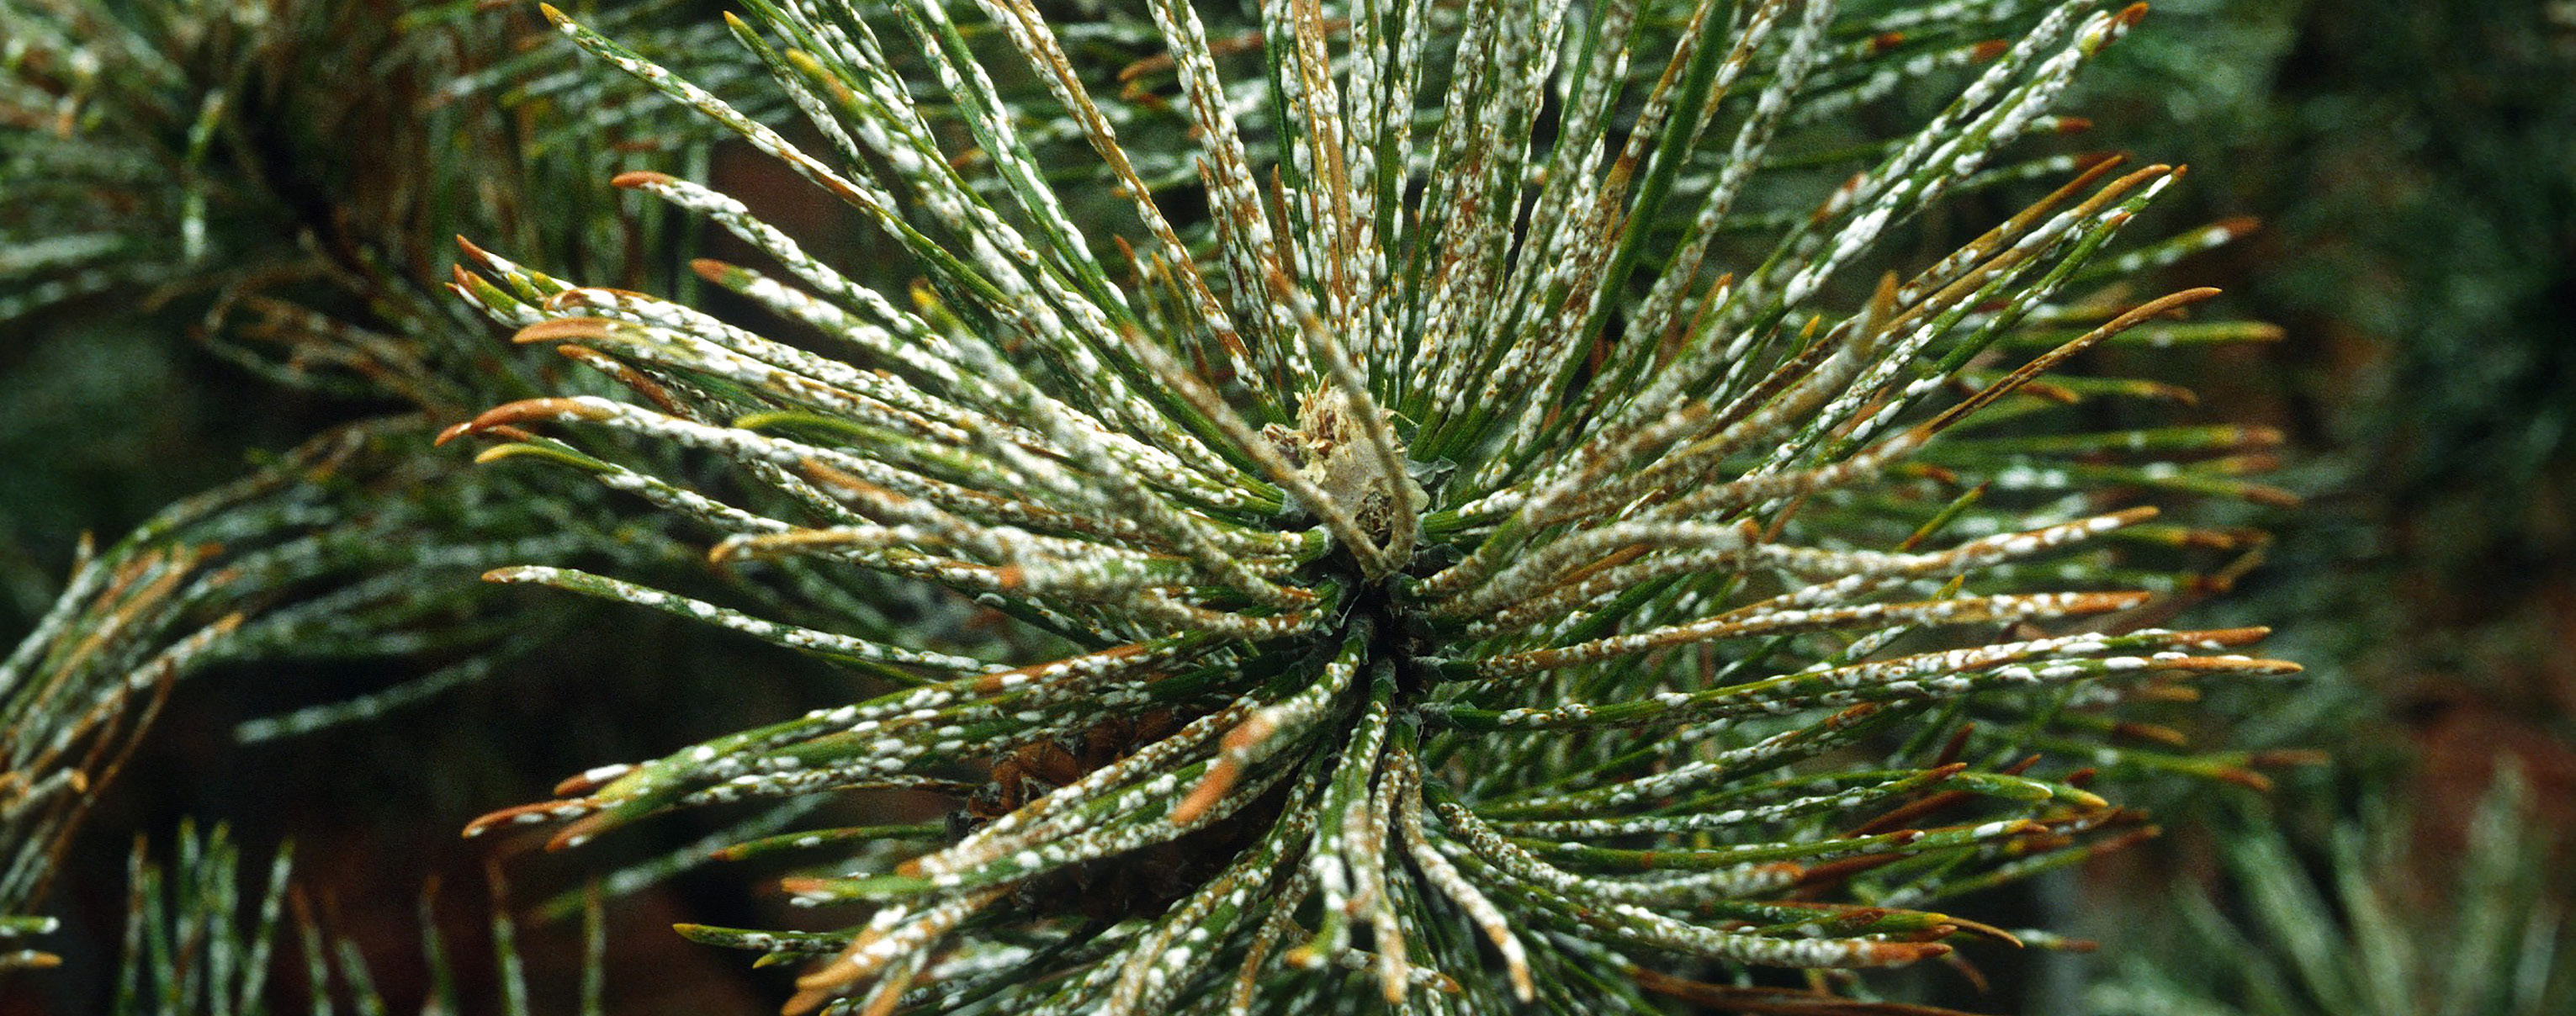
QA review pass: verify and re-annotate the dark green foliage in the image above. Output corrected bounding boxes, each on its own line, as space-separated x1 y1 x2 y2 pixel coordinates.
5 1 2571 1014
2088 772 2575 1016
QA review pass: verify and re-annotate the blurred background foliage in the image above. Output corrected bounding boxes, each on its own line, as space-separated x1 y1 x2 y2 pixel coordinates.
3 0 2573 1013
2060 0 2576 1011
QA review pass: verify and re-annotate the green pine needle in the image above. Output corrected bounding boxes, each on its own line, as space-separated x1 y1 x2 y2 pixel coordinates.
430 2 2300 1013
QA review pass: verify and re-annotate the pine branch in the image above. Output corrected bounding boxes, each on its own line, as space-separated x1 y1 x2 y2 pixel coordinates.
2089 770 2575 1016
427 2 2302 1013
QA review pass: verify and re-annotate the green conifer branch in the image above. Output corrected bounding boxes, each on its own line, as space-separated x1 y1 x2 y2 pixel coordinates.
417 2 2303 1012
